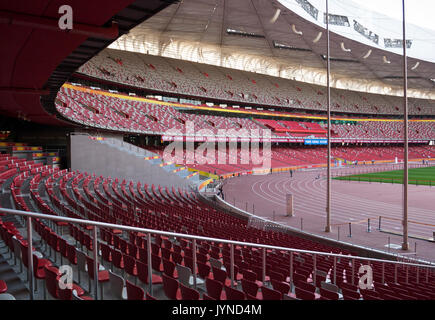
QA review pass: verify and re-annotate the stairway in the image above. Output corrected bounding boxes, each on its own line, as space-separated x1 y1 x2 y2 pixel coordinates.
0 247 30 300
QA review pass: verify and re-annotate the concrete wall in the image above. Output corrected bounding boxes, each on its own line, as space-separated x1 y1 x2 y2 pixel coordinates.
70 133 191 188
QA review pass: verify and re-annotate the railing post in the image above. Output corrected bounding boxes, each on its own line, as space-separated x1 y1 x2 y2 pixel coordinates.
351 259 355 286
93 226 99 300
147 233 153 295
262 247 266 284
27 216 34 300
313 254 317 287
426 267 429 283
348 223 352 238
333 256 336 285
290 252 293 286
416 266 419 284
230 244 235 288
367 218 371 233
378 216 381 231
192 239 197 289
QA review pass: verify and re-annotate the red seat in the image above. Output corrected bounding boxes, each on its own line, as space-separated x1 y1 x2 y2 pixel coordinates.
224 285 245 300
136 260 162 285
0 280 7 294
271 279 290 297
241 279 262 299
162 274 182 300
295 287 316 300
319 287 339 300
206 277 225 300
123 254 138 278
261 286 281 300
179 282 200 300
126 280 145 300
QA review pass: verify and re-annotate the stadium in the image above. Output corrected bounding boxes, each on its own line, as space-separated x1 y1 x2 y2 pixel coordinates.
0 0 434 304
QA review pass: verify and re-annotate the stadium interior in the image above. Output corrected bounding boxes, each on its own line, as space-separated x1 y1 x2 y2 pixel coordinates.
0 0 434 303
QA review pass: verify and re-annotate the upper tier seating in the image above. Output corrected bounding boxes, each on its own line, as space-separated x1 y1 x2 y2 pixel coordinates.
76 49 435 116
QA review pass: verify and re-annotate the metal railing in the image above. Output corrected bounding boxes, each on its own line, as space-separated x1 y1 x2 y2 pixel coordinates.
1 207 434 300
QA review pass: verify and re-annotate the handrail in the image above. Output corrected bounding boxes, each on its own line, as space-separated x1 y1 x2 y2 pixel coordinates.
1 207 434 269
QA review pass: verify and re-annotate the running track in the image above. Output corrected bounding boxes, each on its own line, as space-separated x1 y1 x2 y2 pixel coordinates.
223 165 435 262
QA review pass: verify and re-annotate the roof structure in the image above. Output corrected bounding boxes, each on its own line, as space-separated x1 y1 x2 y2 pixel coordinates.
108 0 435 98
0 0 177 125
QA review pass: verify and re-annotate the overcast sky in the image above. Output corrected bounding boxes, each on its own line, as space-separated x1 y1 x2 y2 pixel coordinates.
349 0 435 31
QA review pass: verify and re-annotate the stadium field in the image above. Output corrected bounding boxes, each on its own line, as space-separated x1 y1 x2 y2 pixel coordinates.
334 166 435 186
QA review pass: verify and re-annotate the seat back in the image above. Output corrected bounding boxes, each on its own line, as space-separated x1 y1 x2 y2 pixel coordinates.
261 286 281 300
295 287 315 300
162 274 179 300
224 285 245 300
197 261 210 279
66 244 77 265
162 258 176 278
123 254 136 276
179 282 199 300
12 237 21 259
205 277 223 300
320 281 339 293
126 280 144 300
212 266 227 284
241 279 259 297
176 263 192 287
271 279 291 296
45 266 60 299
136 260 149 284
320 287 339 300
76 250 87 273
109 270 125 300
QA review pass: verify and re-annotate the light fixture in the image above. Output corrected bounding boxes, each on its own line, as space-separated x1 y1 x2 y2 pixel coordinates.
362 49 372 59
340 42 351 52
270 8 281 24
313 31 322 43
292 24 303 35
411 61 420 70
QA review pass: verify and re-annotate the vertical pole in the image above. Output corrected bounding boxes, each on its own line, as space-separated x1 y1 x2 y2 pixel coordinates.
333 256 337 284
351 259 355 285
416 266 419 284
382 263 385 284
262 248 266 284
147 233 153 295
230 244 235 288
401 0 409 251
313 254 317 287
325 0 332 233
192 239 197 289
426 267 429 283
93 226 99 300
290 252 294 286
27 217 34 300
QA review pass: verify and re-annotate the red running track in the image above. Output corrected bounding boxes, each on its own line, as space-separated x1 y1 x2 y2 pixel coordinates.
223 164 435 262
